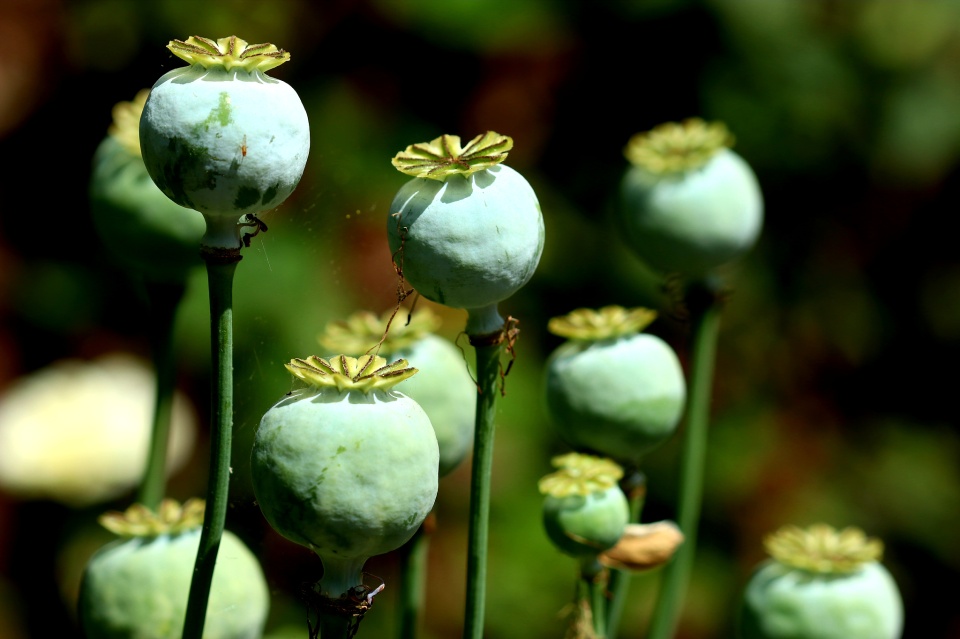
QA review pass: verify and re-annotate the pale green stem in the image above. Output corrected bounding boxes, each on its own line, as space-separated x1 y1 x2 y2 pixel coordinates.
461 333 503 639
604 469 646 637
182 256 239 639
581 557 608 638
646 279 722 639
318 613 353 639
314 556 370 638
137 280 187 511
317 555 367 600
398 514 433 639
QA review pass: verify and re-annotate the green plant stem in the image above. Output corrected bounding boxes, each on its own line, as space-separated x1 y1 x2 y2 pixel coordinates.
318 611 353 639
581 557 608 638
312 587 372 639
398 514 433 639
462 339 502 639
182 256 239 639
646 280 722 639
604 469 647 637
137 280 187 512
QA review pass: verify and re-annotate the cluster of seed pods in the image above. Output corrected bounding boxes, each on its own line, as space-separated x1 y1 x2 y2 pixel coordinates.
75 31 906 639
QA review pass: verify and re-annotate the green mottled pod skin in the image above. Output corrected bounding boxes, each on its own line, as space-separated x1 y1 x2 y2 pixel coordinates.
90 134 206 283
739 559 904 639
620 147 762 275
545 333 686 462
542 485 630 557
140 64 309 249
78 528 268 639
251 385 439 597
389 335 475 477
387 164 545 312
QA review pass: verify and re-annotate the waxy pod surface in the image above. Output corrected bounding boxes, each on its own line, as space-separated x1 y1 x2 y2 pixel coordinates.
387 164 545 313
140 64 309 248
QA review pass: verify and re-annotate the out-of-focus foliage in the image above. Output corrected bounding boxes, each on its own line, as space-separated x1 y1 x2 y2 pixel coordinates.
1 0 958 637
0 354 197 506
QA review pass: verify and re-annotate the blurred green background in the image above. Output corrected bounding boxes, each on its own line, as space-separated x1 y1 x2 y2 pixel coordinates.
1 0 959 637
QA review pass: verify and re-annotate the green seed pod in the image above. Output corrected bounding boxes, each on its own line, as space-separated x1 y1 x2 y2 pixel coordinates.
139 36 310 250
318 307 475 477
250 355 439 598
78 499 269 639
539 453 630 557
620 119 763 274
90 90 206 283
386 132 544 335
543 306 686 463
739 523 904 639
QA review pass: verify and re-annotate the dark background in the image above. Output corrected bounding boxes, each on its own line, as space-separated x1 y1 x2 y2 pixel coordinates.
1 0 959 637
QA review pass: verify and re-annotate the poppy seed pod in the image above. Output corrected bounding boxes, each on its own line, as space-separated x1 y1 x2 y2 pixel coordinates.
78 500 269 639
250 355 439 599
739 524 904 639
544 306 686 463
139 36 310 250
90 90 206 283
539 453 630 557
620 119 762 275
387 132 544 335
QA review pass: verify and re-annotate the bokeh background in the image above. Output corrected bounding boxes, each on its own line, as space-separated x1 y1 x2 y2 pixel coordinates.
2 0 960 637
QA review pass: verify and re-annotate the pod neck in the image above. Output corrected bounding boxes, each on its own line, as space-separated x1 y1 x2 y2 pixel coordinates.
465 304 503 338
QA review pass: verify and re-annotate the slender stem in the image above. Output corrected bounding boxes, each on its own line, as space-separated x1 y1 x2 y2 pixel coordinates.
137 280 187 511
646 280 723 639
182 256 239 639
318 611 353 639
398 513 434 639
312 574 376 639
461 338 502 639
581 557 608 638
604 470 647 637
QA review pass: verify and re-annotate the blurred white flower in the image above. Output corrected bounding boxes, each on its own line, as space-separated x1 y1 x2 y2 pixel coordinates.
0 353 196 507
